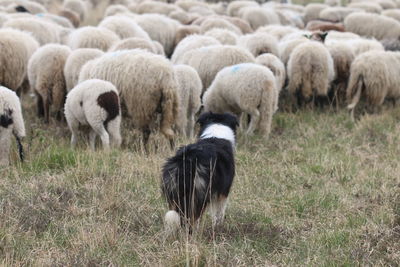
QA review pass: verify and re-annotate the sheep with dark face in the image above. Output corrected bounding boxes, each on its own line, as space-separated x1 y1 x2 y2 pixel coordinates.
65 79 121 150
0 86 25 166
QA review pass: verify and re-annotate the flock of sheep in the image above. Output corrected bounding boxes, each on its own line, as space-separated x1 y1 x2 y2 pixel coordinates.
1 0 400 166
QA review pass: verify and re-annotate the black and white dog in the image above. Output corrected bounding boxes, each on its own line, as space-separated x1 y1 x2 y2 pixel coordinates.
161 112 239 233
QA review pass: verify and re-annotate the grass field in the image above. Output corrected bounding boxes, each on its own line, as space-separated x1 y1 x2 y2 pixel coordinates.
1 96 399 266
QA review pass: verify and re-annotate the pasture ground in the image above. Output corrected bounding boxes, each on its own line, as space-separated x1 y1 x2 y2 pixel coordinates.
1 96 399 266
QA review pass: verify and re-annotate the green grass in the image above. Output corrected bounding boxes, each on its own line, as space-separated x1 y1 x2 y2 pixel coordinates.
1 97 400 266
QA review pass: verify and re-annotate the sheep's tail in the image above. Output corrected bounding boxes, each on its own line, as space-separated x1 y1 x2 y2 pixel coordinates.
14 134 24 162
160 74 179 141
346 74 363 116
258 79 276 138
164 210 181 234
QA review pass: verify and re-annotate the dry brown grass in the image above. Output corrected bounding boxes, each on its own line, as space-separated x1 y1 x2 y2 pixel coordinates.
1 94 399 266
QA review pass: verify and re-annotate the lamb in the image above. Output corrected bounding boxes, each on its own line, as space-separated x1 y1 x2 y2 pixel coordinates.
78 50 179 146
287 41 335 107
203 63 277 138
0 28 39 94
3 17 60 45
98 16 151 41
0 86 25 166
204 28 238 45
108 37 160 54
344 12 400 40
65 79 122 150
64 48 104 92
347 51 400 117
171 34 221 64
255 54 286 93
237 32 279 57
28 44 71 123
180 45 255 91
67 26 120 51
173 65 202 138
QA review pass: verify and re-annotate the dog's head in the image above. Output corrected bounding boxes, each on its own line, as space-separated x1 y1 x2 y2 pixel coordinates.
197 112 239 144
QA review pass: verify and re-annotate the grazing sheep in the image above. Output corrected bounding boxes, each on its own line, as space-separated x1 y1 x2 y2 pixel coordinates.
304 3 329 24
279 38 309 65
98 16 151 41
256 54 286 93
306 20 345 32
382 9 400 22
28 44 71 123
171 34 221 64
63 0 87 23
346 38 385 56
65 79 121 150
239 7 280 30
319 7 361 22
0 28 39 94
203 63 277 137
64 48 104 92
78 50 179 146
108 37 159 54
347 51 400 116
173 65 202 138
287 41 335 107
169 10 194 24
135 14 181 57
67 26 120 51
238 32 279 57
39 13 74 28
257 25 297 40
227 0 258 17
200 17 242 35
180 45 255 91
136 1 182 15
0 86 25 166
3 17 60 45
58 9 80 27
224 16 254 34
348 2 383 14
326 42 355 107
104 4 131 17
7 0 47 14
325 30 361 42
204 28 238 45
344 12 400 40
174 25 201 47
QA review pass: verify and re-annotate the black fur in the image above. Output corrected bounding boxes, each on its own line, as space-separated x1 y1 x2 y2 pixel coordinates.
15 5 29 13
0 109 13 128
14 135 24 162
161 112 238 229
97 91 120 128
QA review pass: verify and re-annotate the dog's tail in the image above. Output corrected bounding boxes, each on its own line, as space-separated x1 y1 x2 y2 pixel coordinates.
164 210 181 234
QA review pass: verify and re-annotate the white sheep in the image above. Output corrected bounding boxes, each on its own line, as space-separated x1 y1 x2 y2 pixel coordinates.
67 26 120 51
78 50 179 146
180 45 255 91
64 48 104 92
287 41 335 107
173 64 202 138
65 79 122 150
98 15 151 41
255 54 286 93
0 86 25 166
28 44 71 123
204 28 238 45
238 32 279 57
203 63 277 138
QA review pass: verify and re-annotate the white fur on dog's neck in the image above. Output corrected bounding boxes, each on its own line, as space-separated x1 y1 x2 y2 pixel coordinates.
200 123 235 145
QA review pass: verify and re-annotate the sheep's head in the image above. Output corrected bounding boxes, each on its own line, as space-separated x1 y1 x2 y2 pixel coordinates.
304 31 328 43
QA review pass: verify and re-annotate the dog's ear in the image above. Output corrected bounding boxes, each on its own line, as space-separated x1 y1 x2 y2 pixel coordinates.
320 31 328 42
196 112 210 126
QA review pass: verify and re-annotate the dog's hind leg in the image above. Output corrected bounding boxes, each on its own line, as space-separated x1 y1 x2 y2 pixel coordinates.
209 195 228 228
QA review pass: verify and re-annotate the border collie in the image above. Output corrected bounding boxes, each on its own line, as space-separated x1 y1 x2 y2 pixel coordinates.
161 112 239 233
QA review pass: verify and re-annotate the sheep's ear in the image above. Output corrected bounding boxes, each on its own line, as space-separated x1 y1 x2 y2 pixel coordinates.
303 34 311 39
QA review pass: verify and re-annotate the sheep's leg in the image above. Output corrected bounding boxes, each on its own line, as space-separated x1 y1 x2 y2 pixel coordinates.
142 128 151 152
68 119 79 149
107 118 122 148
43 97 50 124
89 129 97 150
92 126 110 150
36 93 44 118
209 195 228 228
186 113 195 138
246 109 260 135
